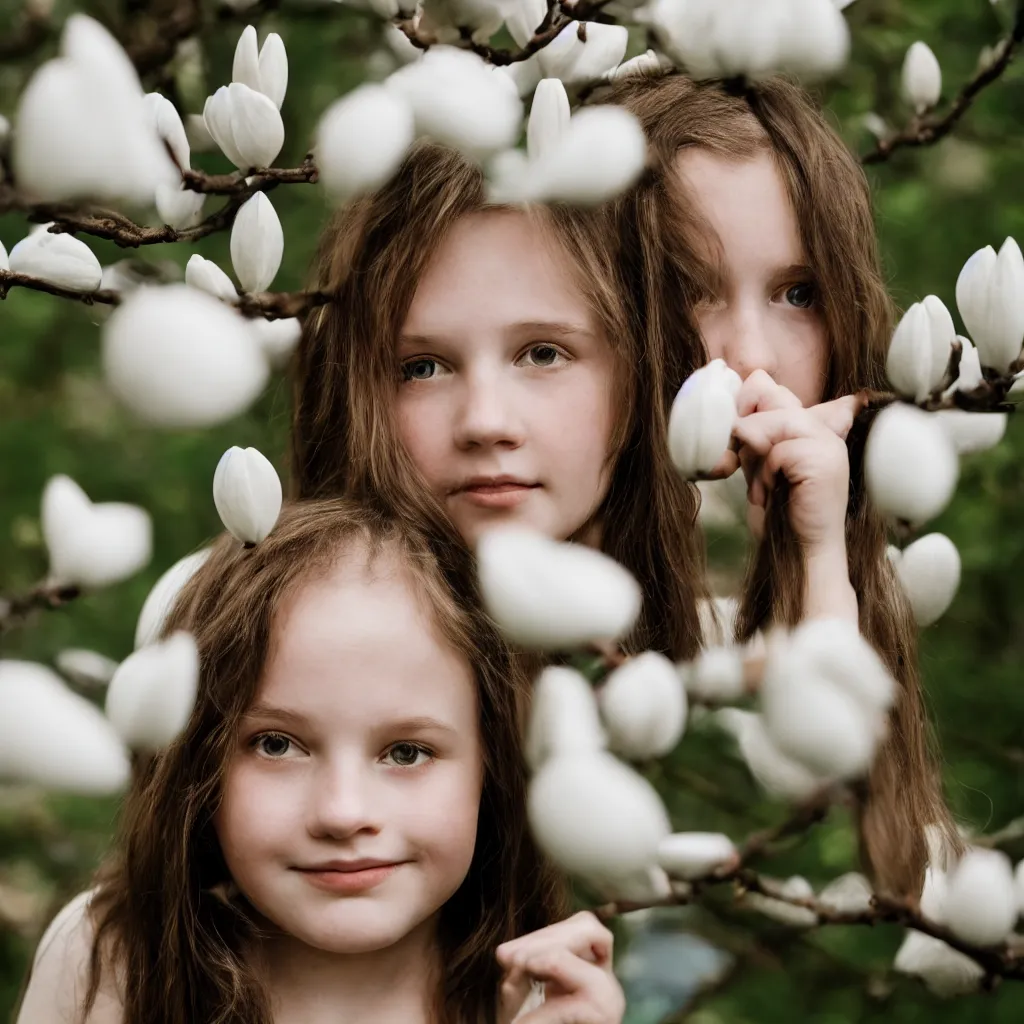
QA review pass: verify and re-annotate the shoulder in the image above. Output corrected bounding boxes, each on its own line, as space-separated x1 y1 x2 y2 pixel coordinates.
17 889 123 1024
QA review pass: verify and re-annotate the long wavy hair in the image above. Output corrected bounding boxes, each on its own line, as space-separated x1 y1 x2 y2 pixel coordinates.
606 72 959 897
81 499 567 1024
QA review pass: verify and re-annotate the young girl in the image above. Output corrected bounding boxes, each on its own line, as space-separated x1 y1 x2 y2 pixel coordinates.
604 72 959 895
16 500 624 1024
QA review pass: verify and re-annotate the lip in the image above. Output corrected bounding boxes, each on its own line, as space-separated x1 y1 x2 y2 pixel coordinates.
451 476 540 509
295 861 404 895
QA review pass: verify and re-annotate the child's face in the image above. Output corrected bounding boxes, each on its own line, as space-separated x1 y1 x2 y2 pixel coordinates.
215 547 483 957
395 210 618 547
677 149 828 407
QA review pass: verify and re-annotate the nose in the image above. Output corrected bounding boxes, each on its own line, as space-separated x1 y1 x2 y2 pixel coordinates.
307 756 382 841
710 302 779 383
452 362 525 451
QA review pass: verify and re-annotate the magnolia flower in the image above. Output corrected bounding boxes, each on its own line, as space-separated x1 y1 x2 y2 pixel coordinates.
386 46 522 160
668 360 742 478
902 41 942 113
230 192 283 293
528 750 671 889
817 872 873 915
232 26 288 110
525 665 605 770
204 83 284 171
8 230 102 292
498 55 543 98
885 296 955 402
420 0 506 44
55 649 120 689
1014 859 1024 915
13 15 177 204
955 238 1024 372
102 284 270 427
944 848 1018 947
155 183 206 230
684 646 746 704
742 875 818 928
527 79 570 163
891 533 961 628
894 931 983 997
505 0 546 47
185 254 237 303
213 446 283 545
135 548 212 648
657 832 738 881
106 631 200 752
315 84 415 201
251 316 303 369
143 92 190 171
143 91 202 230
42 475 152 589
605 50 665 84
864 404 959 524
536 22 629 86
476 527 642 650
598 651 687 760
0 660 130 793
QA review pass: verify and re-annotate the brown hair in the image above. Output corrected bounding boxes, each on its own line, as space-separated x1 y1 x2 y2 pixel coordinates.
606 73 959 896
82 499 567 1024
290 142 711 660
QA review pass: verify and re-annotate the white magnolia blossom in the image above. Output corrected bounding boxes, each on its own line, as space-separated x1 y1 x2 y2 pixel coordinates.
646 0 849 82
605 49 666 84
525 665 606 771
185 254 238 303
55 649 120 689
106 631 200 752
528 750 671 891
230 192 284 293
505 0 545 47
1014 859 1024 915
902 41 942 113
143 92 190 170
742 875 818 928
885 296 955 402
212 446 284 545
527 79 571 163
315 84 415 201
144 94 206 228
657 832 738 881
891 533 961 628
386 46 522 160
13 15 178 205
864 403 959 524
668 360 742 479
155 183 206 230
817 872 874 915
251 316 303 369
8 229 102 293
684 646 746 704
499 55 544 97
0 660 131 793
760 619 894 780
102 284 270 427
537 22 629 85
135 548 212 649
232 26 289 110
955 237 1024 372
943 848 1018 947
42 475 152 589
204 82 285 171
598 651 687 760
476 527 642 650
421 0 506 44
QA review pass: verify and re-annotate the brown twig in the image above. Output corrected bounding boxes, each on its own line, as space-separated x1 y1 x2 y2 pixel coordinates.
0 270 121 307
862 0 1024 165
0 581 81 635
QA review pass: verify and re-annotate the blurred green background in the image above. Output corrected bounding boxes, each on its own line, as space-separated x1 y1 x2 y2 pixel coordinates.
2 0 1024 1020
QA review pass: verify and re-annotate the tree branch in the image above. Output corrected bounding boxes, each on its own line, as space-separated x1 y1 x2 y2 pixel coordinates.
862 1 1024 165
0 581 81 636
0 270 121 307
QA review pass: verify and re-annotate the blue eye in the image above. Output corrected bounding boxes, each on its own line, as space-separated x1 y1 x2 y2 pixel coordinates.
252 732 295 758
402 358 438 381
785 283 817 309
385 742 432 767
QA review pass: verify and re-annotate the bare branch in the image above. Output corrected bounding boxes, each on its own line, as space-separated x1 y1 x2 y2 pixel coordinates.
862 1 1024 165
0 269 121 307
0 581 81 636
237 288 332 320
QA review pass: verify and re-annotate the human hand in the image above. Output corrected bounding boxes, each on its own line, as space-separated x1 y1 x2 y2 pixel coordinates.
496 911 625 1024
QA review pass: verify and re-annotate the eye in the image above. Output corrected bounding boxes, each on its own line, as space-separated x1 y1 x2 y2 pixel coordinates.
519 344 566 368
384 742 433 768
401 357 441 382
251 732 300 759
783 282 817 310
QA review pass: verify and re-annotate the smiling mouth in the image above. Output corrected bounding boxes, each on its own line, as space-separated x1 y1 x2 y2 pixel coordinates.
296 863 403 894
453 482 540 508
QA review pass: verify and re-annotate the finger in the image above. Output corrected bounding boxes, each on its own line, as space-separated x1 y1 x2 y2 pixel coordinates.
732 408 828 457
497 962 536 1024
705 446 741 481
513 952 624 1024
496 912 614 969
809 394 865 440
735 370 802 417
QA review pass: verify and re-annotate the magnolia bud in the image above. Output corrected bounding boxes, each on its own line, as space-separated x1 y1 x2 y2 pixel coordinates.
657 832 738 881
315 84 415 201
892 533 961 627
885 297 954 402
232 26 288 110
894 931 983 997
506 0 546 47
598 651 686 760
528 750 670 888
212 446 283 544
250 316 302 369
817 872 873 915
230 192 283 293
185 253 237 303
945 335 984 394
668 360 742 478
421 0 506 43
0 660 130 793
55 649 119 689
864 404 958 524
103 284 269 428
1014 859 1024 915
537 22 628 85
42 475 152 589
525 665 605 770
105 631 199 752
135 548 212 649
203 83 284 171
944 848 1018 947
8 230 102 292
955 238 1024 372
143 92 190 171
527 79 570 163
155 183 205 230
935 410 1007 455
476 527 641 650
605 49 664 84
685 647 745 704
742 876 817 928
902 41 942 114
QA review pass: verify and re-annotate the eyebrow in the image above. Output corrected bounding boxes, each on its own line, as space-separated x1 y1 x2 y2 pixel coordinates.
243 705 458 736
398 320 596 347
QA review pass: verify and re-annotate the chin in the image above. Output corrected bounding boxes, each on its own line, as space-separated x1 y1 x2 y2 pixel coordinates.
281 905 429 955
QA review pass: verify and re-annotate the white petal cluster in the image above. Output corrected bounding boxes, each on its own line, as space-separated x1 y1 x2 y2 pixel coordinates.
213 446 283 545
955 238 1024 372
537 22 629 86
55 649 120 690
657 832 738 881
13 15 178 205
232 25 289 110
741 875 818 927
476 527 642 650
230 193 284 293
7 229 102 293
890 533 961 628
135 549 212 649
902 41 942 114
668 359 742 479
145 93 205 230
885 296 955 402
185 254 237 303
420 0 506 44
42 475 152 589
525 665 606 770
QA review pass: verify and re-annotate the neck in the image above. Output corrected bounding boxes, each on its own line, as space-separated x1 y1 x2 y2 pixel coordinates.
258 916 442 1024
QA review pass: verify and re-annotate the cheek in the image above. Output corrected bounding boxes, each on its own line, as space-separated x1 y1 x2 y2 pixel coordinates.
215 763 282 868
780 320 829 405
395 393 444 476
409 762 482 868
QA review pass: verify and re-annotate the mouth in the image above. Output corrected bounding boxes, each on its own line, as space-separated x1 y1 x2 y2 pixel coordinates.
451 477 540 509
295 861 405 895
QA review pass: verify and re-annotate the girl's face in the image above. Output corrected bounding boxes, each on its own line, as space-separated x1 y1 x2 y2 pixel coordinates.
395 210 618 547
215 546 483 957
676 149 828 407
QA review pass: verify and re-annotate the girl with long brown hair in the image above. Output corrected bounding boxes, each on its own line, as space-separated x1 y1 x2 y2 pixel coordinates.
16 499 623 1024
